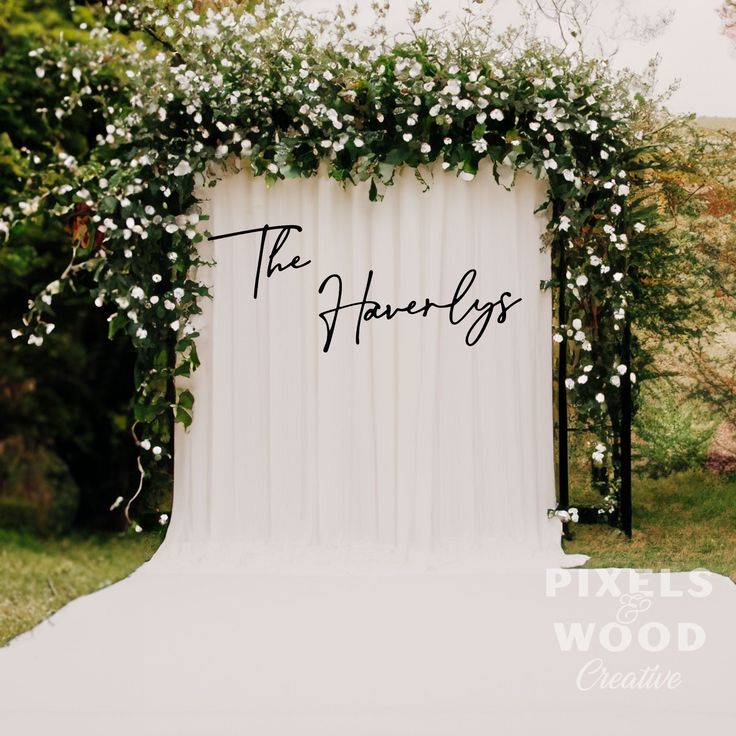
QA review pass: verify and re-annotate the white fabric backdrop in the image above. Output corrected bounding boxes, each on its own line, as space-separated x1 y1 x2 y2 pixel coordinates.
162 162 572 569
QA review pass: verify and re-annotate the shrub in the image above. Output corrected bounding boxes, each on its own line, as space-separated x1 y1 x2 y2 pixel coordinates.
633 388 715 478
0 436 80 535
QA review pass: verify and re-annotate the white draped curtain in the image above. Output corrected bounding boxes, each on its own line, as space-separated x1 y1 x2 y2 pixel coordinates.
165 162 567 568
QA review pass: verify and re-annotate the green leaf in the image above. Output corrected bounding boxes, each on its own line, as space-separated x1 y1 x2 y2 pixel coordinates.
178 388 194 410
175 407 192 428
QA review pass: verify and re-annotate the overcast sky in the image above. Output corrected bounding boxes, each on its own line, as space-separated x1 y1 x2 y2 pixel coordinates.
301 0 736 117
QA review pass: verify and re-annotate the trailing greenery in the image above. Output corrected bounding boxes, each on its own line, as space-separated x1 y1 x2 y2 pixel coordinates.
1 0 695 523
0 0 151 528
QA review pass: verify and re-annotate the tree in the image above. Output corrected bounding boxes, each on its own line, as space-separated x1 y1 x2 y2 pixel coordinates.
0 0 145 530
515 0 673 58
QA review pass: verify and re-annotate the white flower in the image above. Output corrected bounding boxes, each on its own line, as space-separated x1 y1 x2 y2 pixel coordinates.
109 496 124 511
136 327 148 339
618 184 630 196
572 318 582 330
574 330 585 342
587 119 599 132
35 67 45 78
45 323 55 334
173 160 191 177
167 252 177 262
164 299 176 310
158 514 169 526
544 159 558 170
630 373 637 383
140 439 151 450
152 446 162 456
134 524 143 533
10 329 22 339
402 133 413 142
562 169 575 182
170 320 180 331
590 255 601 267
576 274 588 287
592 451 604 465
613 272 623 282
529 121 541 131
41 294 52 305
420 142 431 154
565 378 575 390
476 112 487 124
557 510 571 523
131 286 145 300
577 375 588 384
634 222 646 233
610 375 621 387
429 104 441 117
617 364 628 375
610 204 622 215
173 287 185 300
28 334 43 347
215 145 228 158
354 138 364 148
444 79 461 96
490 109 504 121
472 139 488 153
600 150 609 160
553 334 563 343
124 248 133 259
152 274 162 283
459 171 475 181
267 163 278 174
558 216 571 232
595 393 605 403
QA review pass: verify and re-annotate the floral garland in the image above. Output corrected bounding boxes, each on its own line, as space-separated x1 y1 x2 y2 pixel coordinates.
2 0 655 523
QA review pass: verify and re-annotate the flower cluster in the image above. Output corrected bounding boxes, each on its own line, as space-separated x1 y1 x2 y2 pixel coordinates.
548 507 580 524
1 0 656 517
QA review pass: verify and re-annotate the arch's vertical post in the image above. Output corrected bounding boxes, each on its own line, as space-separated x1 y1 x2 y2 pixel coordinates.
556 225 570 521
620 318 633 538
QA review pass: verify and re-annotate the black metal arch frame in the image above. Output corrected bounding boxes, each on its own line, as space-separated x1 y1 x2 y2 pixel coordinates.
556 239 633 539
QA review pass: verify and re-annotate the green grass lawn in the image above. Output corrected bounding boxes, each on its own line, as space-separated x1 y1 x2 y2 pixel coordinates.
0 471 734 646
0 530 162 646
565 471 736 579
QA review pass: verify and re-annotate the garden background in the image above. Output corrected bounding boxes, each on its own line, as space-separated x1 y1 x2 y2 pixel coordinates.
1 0 735 645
